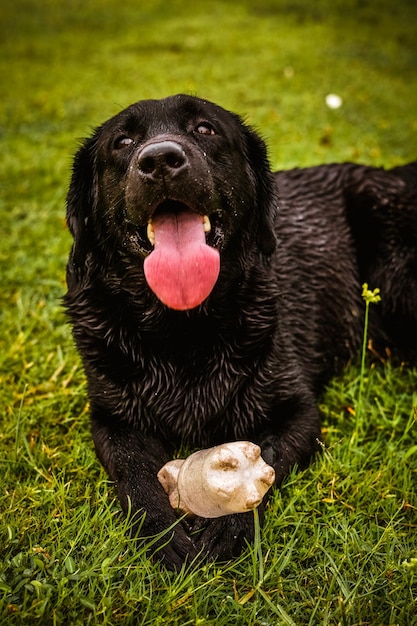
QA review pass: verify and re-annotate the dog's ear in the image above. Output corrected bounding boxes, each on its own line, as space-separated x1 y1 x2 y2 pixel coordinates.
66 134 99 277
241 123 278 256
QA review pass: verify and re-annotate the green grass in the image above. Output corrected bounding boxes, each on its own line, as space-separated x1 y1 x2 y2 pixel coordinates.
1 0 417 623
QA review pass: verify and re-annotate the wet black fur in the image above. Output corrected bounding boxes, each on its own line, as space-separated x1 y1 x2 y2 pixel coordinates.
64 94 417 569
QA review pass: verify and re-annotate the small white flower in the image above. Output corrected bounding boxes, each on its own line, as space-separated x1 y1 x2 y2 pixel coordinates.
325 94 343 109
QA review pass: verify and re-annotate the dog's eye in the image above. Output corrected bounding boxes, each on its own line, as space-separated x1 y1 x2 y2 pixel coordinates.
195 123 216 136
114 136 134 149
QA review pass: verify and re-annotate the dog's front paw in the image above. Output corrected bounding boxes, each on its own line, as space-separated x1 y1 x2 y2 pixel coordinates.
147 522 202 571
191 511 257 562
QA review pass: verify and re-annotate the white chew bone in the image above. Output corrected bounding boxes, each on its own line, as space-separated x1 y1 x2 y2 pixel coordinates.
157 441 275 518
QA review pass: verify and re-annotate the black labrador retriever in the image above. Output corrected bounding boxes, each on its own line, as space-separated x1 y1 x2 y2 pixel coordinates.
64 94 417 569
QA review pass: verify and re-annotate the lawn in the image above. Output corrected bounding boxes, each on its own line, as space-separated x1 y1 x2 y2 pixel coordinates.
1 0 416 623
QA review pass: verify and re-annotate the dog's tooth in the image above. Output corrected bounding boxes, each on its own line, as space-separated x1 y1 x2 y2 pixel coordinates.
147 222 155 246
203 215 211 234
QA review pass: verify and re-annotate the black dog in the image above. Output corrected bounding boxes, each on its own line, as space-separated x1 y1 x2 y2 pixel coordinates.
64 94 417 569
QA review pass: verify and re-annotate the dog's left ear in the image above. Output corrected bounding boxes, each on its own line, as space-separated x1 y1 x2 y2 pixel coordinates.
66 134 99 278
241 123 278 256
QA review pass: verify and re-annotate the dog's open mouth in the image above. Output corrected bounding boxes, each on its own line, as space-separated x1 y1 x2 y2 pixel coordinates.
146 202 212 247
141 201 221 311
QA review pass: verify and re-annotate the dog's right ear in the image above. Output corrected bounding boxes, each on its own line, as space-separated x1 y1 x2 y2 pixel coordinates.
66 134 99 277
240 122 278 257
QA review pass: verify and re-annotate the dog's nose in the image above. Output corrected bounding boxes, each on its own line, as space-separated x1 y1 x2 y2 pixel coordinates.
137 141 188 178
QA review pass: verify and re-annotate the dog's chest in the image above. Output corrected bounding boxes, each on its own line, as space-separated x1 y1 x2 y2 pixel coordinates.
124 334 263 444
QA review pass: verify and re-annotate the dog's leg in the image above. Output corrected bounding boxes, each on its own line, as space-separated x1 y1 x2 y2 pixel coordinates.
257 400 322 486
345 162 417 362
91 418 200 569
192 397 321 562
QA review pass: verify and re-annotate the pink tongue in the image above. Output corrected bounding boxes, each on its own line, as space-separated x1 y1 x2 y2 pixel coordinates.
143 210 220 310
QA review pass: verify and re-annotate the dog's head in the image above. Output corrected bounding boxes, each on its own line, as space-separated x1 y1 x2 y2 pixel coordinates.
66 94 277 310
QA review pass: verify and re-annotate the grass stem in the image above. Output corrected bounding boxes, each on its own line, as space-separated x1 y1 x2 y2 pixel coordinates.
355 284 381 430
253 507 264 587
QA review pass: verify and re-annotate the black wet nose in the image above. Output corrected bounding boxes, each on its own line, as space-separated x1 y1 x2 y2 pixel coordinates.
137 141 188 178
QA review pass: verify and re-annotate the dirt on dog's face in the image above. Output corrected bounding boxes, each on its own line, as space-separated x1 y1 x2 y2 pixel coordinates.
88 95 269 309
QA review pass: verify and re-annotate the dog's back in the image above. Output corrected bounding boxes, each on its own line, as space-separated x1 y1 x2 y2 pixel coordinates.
275 161 417 367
